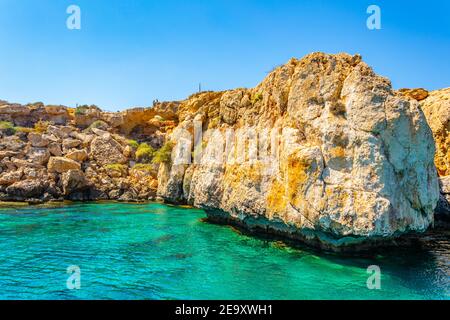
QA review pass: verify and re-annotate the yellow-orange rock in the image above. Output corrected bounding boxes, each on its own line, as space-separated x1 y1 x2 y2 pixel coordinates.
398 88 429 101
420 88 450 176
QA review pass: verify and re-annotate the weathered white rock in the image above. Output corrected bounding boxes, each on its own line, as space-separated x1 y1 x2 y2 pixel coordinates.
158 53 440 250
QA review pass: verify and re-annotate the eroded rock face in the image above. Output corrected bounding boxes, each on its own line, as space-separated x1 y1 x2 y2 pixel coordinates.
157 52 440 250
420 88 450 177
420 88 450 221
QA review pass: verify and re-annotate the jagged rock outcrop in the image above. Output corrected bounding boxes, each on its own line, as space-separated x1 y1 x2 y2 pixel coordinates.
420 88 450 176
157 52 440 250
419 88 450 222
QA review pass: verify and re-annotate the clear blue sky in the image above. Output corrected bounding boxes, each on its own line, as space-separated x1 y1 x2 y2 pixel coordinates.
0 0 448 111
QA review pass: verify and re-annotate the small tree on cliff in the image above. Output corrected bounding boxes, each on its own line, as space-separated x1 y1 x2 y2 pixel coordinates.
152 142 174 164
136 143 156 163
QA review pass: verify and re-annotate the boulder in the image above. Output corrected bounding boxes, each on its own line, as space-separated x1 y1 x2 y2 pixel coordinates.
90 128 111 138
28 147 50 165
65 149 88 162
62 138 82 150
90 136 127 165
48 143 62 156
0 150 20 160
0 136 26 151
61 169 90 195
12 158 45 169
6 179 47 199
108 189 122 199
0 169 23 185
28 132 49 147
47 125 73 139
47 157 81 173
119 190 138 202
123 145 133 158
70 132 95 145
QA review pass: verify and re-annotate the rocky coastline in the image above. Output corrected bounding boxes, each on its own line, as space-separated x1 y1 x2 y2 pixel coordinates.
1 52 449 251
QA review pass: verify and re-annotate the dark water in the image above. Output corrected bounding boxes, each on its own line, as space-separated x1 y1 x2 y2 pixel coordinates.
0 202 448 300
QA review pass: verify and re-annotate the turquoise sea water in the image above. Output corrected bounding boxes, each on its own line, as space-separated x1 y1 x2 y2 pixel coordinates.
0 202 448 300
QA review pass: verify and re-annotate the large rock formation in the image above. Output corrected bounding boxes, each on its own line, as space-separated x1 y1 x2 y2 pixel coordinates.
157 53 440 250
0 52 446 250
418 88 450 222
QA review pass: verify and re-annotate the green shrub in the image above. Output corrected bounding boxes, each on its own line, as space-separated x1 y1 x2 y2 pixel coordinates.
0 121 14 130
88 120 108 131
132 163 155 173
208 116 221 129
128 139 139 149
251 92 263 104
75 104 100 116
152 142 174 164
154 115 166 122
34 120 50 133
15 126 34 133
0 121 16 135
104 164 127 174
75 105 89 115
136 143 156 163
